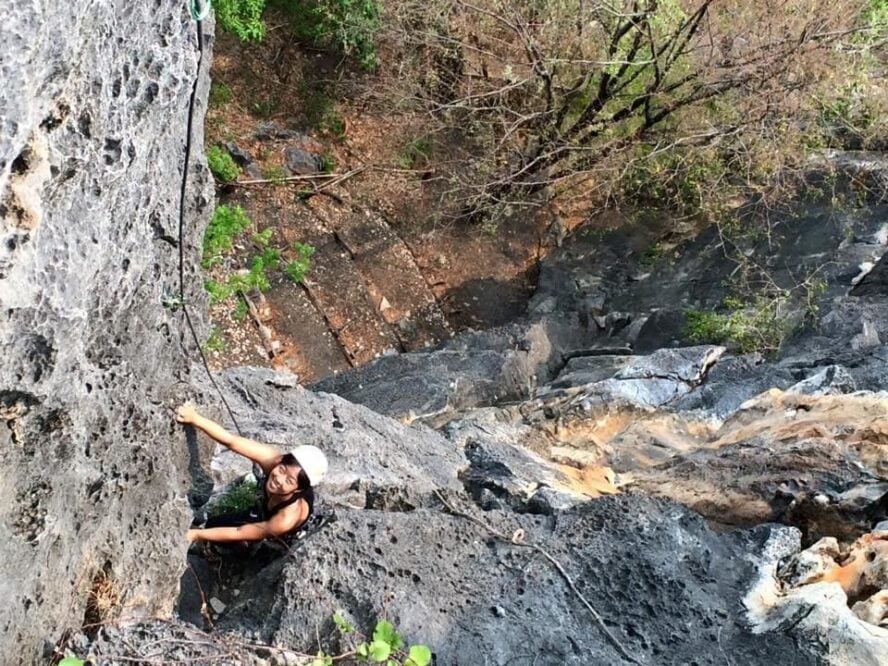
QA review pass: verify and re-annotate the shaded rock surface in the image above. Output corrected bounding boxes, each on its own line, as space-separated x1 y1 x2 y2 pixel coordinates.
311 315 595 422
0 3 213 662
217 496 817 666
203 367 465 510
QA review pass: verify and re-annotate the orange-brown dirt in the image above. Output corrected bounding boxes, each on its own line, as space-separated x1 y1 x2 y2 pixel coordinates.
202 17 564 382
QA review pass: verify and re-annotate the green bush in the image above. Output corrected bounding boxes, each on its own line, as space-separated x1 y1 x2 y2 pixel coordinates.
203 205 252 268
319 153 336 173
252 228 275 246
209 81 233 107
262 165 288 185
207 145 241 183
685 295 794 355
616 147 732 218
285 242 316 283
312 615 431 666
287 0 382 70
208 478 259 517
397 137 433 169
215 0 267 41
204 326 227 352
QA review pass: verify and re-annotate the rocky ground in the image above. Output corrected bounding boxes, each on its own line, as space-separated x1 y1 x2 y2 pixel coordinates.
200 13 565 383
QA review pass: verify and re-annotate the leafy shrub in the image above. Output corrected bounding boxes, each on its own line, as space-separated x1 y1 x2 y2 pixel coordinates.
616 147 732 219
262 165 288 185
312 615 431 666
300 86 347 137
203 205 252 268
252 228 275 246
209 81 233 107
204 327 226 352
215 0 266 41
685 294 799 355
287 0 382 70
319 153 336 173
207 145 241 183
285 242 316 283
397 137 433 169
208 478 259 517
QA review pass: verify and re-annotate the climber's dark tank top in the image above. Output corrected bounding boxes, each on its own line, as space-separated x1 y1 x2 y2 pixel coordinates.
204 475 314 534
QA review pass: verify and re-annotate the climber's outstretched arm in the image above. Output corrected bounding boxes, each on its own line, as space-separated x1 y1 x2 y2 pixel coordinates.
186 500 308 543
176 403 281 473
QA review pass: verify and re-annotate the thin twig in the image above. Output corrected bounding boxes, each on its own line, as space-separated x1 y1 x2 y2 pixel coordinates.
186 563 215 631
434 490 644 666
233 172 341 186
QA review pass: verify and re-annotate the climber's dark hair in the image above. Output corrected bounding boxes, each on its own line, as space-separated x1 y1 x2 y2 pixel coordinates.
281 452 312 489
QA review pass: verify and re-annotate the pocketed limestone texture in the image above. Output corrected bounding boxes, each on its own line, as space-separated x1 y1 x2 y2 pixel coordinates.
0 4 214 662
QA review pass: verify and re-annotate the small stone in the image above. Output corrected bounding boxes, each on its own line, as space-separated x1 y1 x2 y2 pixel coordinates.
379 297 391 311
225 142 253 167
209 597 226 614
851 320 881 350
491 605 506 617
283 146 322 175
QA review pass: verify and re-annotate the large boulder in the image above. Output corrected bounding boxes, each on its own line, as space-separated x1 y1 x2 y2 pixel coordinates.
216 495 818 665
0 4 213 661
202 367 466 509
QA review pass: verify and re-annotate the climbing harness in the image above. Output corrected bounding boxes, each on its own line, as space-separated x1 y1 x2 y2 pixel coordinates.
177 0 242 433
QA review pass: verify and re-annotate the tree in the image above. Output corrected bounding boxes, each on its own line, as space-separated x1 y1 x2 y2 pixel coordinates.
382 0 886 221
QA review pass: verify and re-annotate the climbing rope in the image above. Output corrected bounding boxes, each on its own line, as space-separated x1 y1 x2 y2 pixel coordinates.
177 0 242 434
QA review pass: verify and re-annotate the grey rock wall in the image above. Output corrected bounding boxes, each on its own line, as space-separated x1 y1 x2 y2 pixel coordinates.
0 3 213 662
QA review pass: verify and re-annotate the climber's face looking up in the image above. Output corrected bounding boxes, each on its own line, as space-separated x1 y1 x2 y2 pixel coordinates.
267 461 303 496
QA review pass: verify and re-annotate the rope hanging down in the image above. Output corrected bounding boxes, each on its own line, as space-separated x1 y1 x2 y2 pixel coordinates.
177 0 242 434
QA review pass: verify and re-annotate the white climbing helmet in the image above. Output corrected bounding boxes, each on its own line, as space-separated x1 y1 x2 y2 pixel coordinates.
292 445 328 487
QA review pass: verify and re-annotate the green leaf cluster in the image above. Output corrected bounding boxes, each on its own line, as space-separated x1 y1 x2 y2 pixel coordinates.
215 0 267 41
317 615 431 666
262 165 288 185
205 249 279 305
209 81 233 107
285 0 382 70
685 292 809 355
203 207 314 310
207 145 241 184
397 137 433 170
207 478 259 517
203 205 252 268
284 242 316 283
204 326 227 352
617 147 732 219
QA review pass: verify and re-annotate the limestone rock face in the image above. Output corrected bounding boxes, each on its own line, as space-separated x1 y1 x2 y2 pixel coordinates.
0 4 213 662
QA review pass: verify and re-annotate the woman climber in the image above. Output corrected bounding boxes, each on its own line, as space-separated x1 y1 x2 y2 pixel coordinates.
176 403 328 544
